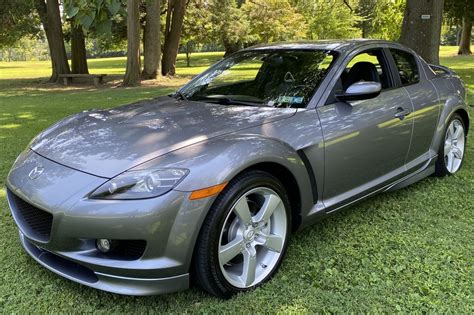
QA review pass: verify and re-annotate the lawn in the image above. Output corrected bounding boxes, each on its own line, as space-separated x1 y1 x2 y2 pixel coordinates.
0 47 472 313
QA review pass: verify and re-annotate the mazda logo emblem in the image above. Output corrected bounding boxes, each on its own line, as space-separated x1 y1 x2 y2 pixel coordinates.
29 165 44 180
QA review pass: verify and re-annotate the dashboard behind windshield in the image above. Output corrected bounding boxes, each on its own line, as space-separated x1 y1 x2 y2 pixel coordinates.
181 50 337 108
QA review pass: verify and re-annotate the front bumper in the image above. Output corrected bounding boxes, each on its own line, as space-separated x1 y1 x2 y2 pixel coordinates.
6 150 216 295
19 232 189 295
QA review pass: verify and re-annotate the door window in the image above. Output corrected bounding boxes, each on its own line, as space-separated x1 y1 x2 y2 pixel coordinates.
390 49 420 86
342 50 392 90
326 49 392 104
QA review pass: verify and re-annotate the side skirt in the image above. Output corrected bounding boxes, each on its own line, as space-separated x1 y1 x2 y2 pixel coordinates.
299 155 437 229
384 160 436 192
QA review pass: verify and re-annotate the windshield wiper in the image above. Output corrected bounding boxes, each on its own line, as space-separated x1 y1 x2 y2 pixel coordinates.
196 96 264 107
170 91 188 101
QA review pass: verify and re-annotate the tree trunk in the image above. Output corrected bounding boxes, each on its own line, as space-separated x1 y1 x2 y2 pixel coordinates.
400 0 444 65
142 0 161 80
223 41 241 57
71 21 89 74
123 0 141 86
186 41 191 67
456 27 462 46
458 17 472 55
34 0 70 83
161 0 186 76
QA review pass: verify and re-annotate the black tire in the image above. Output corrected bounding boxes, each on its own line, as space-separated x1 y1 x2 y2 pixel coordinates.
192 170 291 299
435 113 467 177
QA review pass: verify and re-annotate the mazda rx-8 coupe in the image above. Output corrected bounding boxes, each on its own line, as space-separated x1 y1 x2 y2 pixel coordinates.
6 40 469 298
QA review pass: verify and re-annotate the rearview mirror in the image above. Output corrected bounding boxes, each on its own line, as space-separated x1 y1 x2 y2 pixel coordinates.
336 81 382 102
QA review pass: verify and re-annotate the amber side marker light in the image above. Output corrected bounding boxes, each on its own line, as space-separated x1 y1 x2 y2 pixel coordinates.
189 182 228 200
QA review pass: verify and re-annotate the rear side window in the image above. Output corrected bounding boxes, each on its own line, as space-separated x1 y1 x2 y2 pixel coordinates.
390 49 420 86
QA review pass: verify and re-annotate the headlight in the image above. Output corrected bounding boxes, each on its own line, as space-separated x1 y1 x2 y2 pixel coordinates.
89 168 189 200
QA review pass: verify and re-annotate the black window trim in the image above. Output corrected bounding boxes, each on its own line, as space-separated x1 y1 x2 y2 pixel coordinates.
387 47 421 88
377 48 397 91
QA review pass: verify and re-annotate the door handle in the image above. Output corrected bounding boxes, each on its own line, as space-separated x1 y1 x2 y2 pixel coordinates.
394 107 411 120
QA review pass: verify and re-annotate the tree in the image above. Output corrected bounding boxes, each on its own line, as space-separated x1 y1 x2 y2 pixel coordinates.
295 0 361 40
142 0 162 79
400 0 444 64
123 0 141 86
0 0 40 49
70 20 89 74
445 0 473 55
182 0 213 67
357 0 377 38
162 0 187 76
64 0 124 36
208 0 253 56
458 18 472 55
242 0 308 43
356 0 405 40
34 0 70 82
64 0 126 74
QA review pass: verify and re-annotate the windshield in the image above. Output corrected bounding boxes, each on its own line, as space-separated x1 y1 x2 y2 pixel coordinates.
180 50 337 108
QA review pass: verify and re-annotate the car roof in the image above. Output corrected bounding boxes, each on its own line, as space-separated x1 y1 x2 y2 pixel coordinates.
244 39 403 53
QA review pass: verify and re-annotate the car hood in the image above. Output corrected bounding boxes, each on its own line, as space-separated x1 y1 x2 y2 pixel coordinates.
31 97 295 178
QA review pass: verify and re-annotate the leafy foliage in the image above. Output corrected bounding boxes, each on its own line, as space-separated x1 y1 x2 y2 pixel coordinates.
357 0 405 40
295 0 362 39
64 0 126 36
182 0 213 48
208 0 254 50
242 0 308 43
444 0 474 24
0 0 40 49
0 37 49 61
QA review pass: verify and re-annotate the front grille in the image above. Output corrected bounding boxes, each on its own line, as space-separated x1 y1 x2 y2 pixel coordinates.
7 189 53 242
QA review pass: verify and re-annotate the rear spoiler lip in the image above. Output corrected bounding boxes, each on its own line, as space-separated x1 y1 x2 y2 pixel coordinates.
429 64 455 75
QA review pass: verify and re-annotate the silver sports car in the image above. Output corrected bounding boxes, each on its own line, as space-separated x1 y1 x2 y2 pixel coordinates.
6 40 469 298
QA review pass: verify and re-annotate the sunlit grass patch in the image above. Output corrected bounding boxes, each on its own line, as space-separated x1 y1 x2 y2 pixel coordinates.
17 113 34 119
0 123 21 129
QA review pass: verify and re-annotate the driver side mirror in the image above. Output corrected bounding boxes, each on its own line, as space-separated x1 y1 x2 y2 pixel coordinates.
335 81 382 102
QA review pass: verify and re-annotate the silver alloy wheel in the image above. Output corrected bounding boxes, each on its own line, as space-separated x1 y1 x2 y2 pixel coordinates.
218 187 287 289
444 119 465 174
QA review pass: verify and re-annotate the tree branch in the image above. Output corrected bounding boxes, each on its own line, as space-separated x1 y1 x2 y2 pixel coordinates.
342 0 353 12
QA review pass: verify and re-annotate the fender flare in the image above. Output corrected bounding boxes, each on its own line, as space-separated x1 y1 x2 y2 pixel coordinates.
135 134 317 270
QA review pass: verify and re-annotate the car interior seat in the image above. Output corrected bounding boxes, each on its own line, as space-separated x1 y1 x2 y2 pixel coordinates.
343 61 381 90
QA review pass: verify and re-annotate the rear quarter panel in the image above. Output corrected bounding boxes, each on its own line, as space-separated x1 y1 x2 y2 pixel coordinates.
429 75 470 154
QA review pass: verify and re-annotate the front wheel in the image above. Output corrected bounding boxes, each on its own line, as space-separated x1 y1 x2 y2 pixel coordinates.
192 170 291 298
435 114 467 176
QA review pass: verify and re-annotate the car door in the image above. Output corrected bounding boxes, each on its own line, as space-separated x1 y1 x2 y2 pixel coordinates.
388 48 440 166
317 48 414 209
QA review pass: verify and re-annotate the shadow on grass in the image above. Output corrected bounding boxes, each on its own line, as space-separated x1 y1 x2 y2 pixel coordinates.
0 76 187 98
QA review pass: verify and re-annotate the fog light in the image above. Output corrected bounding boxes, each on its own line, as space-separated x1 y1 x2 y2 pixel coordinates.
96 239 112 253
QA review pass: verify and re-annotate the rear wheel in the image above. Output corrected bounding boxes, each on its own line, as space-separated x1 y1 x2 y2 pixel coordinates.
435 114 466 176
193 170 291 298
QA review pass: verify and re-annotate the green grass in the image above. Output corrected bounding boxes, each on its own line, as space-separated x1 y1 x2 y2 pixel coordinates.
0 47 473 313
0 52 224 80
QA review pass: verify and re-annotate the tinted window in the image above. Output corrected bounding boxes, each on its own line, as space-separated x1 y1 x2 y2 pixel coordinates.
390 49 420 86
